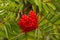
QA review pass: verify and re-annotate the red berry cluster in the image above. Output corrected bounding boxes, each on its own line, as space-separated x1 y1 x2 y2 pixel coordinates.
18 10 38 32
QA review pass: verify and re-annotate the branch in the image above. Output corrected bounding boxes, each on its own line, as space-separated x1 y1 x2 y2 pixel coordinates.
22 4 32 12
20 4 32 16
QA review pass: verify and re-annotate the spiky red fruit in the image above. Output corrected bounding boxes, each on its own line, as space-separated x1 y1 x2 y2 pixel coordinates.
18 10 38 32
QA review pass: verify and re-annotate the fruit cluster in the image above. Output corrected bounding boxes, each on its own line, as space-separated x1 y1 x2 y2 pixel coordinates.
18 10 38 32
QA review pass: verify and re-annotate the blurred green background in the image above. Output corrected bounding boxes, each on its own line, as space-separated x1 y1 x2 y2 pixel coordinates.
0 0 60 40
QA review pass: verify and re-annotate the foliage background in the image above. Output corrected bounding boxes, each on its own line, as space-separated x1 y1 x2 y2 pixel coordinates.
0 0 60 40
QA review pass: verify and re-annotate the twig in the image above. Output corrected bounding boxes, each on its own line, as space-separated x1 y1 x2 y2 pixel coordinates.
17 4 32 16
22 5 32 12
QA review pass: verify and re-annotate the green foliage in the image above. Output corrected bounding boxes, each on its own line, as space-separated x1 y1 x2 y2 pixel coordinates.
0 0 60 40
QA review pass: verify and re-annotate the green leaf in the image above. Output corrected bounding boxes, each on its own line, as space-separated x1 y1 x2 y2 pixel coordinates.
39 19 48 27
27 31 35 39
50 13 60 23
47 14 54 20
49 6 55 15
47 3 56 10
42 3 49 13
55 19 60 25
0 30 6 37
32 5 37 12
35 0 42 12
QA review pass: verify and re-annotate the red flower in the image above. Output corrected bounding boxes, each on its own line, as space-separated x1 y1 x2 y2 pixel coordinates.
18 10 38 32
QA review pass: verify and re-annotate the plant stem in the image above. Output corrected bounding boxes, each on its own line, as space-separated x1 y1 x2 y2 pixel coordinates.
25 32 28 40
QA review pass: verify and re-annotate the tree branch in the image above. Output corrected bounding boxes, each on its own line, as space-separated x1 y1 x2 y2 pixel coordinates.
22 5 32 12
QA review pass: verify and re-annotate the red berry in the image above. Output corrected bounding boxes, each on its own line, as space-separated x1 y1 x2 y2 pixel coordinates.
18 10 38 33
